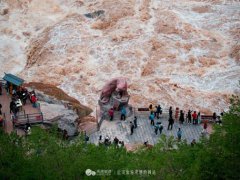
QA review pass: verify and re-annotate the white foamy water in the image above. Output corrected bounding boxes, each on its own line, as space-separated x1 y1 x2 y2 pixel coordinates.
0 0 239 114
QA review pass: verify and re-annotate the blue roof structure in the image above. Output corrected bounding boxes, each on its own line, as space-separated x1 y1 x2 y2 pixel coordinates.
3 73 24 86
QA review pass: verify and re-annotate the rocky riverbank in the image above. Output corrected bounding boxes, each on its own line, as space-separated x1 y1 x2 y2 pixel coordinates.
24 82 97 136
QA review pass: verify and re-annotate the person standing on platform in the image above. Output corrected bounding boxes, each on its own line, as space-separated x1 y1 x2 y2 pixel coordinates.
154 105 158 118
154 123 159 135
156 105 162 119
149 112 155 126
159 122 163 134
113 137 119 146
175 107 179 121
213 112 217 122
179 110 184 124
169 106 173 119
149 104 154 114
130 121 134 135
197 112 201 124
188 110 192 124
192 111 198 125
108 108 114 121
168 116 174 130
155 122 163 135
203 120 208 134
121 106 127 121
10 100 18 118
31 95 37 108
22 88 28 105
177 128 182 141
191 139 196 146
134 116 137 128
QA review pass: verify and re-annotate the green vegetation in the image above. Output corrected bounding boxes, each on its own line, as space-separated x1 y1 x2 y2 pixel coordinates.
0 95 240 179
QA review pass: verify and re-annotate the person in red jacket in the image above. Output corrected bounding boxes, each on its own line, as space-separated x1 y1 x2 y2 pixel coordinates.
192 111 198 125
108 108 114 121
31 95 37 108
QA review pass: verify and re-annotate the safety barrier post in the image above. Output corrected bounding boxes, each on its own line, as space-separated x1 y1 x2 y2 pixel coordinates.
27 114 29 124
41 112 43 123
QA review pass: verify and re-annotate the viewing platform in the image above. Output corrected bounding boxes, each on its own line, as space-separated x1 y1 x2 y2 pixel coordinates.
0 77 44 134
90 108 213 146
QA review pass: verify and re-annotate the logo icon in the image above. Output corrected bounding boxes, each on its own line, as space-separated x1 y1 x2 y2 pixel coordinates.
85 169 96 176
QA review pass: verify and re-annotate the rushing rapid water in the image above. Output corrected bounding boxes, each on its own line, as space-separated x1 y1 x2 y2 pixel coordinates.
0 0 239 114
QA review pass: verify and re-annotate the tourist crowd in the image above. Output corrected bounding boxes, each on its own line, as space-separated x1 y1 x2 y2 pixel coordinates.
9 87 38 119
103 103 224 147
98 135 125 148
151 104 223 139
0 83 39 128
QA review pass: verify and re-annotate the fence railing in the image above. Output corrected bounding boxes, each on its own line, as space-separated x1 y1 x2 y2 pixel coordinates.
0 80 6 85
201 115 220 122
13 112 44 127
136 107 220 122
0 80 6 91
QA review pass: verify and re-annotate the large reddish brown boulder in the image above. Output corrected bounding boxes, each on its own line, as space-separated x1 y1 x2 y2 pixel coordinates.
100 77 128 104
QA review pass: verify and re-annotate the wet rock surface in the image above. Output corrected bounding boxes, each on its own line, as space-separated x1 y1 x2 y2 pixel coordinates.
40 102 79 136
24 82 92 136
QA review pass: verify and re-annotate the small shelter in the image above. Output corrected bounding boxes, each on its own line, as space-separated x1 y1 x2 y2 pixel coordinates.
3 73 24 95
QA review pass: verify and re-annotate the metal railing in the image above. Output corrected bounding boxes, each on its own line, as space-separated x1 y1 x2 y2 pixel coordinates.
135 107 220 122
201 115 220 122
13 112 44 127
0 79 6 85
0 80 6 90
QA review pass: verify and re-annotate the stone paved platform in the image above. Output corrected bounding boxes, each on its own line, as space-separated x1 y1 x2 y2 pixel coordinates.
89 113 211 145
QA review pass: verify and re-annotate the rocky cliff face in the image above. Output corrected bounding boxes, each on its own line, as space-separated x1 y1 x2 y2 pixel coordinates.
24 82 92 117
0 0 239 113
24 82 94 135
